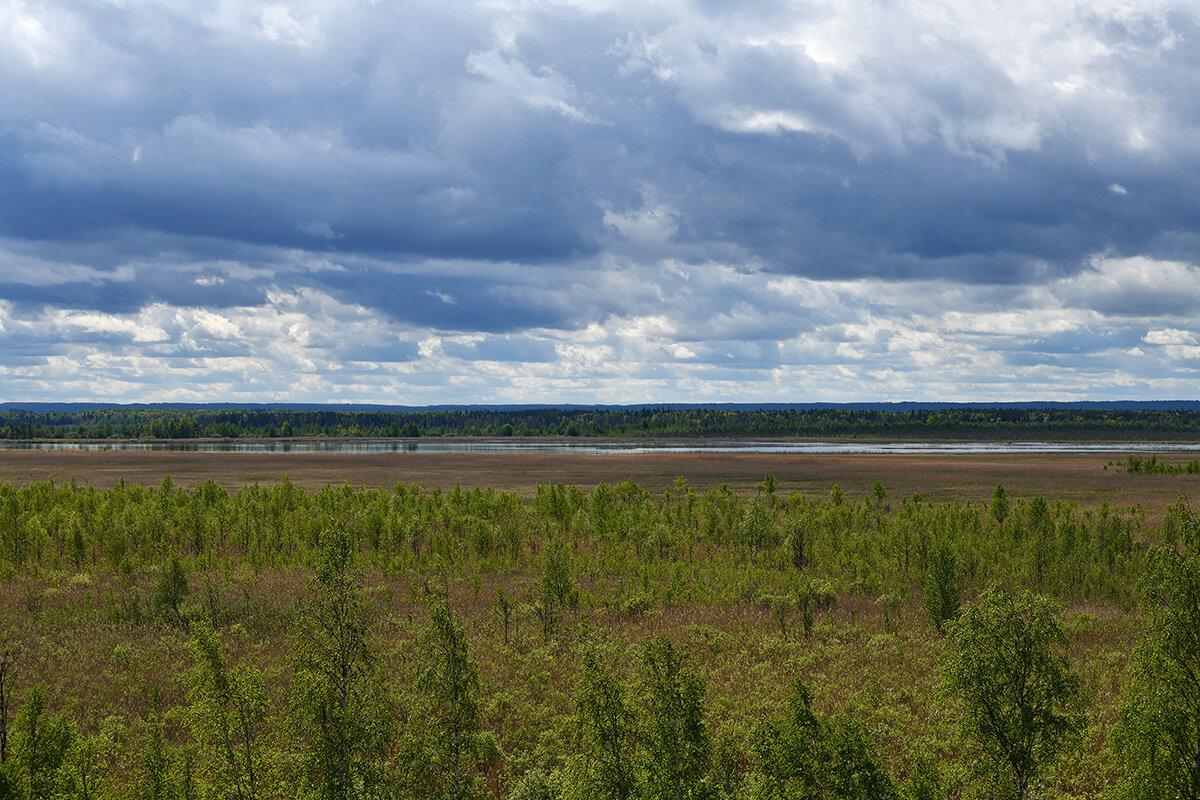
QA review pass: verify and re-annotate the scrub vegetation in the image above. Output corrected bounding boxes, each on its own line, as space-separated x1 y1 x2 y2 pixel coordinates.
0 474 1197 799
1105 455 1200 475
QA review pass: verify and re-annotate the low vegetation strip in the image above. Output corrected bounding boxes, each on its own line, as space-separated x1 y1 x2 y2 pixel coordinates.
1106 453 1200 475
0 476 1197 798
6 406 1200 440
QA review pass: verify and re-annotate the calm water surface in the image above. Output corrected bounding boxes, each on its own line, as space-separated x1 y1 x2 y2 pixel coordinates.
3 440 1200 455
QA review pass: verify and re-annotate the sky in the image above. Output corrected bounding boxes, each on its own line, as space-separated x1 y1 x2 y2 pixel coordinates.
2 0 1200 404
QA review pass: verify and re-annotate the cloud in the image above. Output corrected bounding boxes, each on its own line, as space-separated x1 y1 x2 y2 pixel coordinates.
299 220 344 240
2 0 1200 401
259 6 324 50
442 335 559 363
1144 328 1198 346
1055 255 1200 316
466 49 598 123
50 307 170 343
604 195 680 247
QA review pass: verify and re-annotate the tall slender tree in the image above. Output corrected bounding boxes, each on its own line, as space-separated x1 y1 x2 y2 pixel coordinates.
420 591 482 800
572 645 638 800
923 540 961 634
1111 546 1200 800
0 639 19 765
12 686 74 800
187 622 268 800
640 637 710 800
290 526 389 800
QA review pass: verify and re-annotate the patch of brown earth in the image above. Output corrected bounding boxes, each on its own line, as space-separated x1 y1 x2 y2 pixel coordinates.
0 447 1194 515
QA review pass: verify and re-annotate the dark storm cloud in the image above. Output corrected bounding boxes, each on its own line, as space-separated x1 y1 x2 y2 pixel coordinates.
1026 328 1146 356
441 337 557 363
0 280 149 315
342 341 421 364
302 267 578 333
2 0 1200 400
5 0 1199 294
0 336 55 367
0 258 270 313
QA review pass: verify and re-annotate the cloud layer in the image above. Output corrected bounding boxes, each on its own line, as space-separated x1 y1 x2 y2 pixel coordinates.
2 0 1199 401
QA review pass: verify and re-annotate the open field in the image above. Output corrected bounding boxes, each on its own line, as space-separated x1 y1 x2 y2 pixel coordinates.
1 445 1198 798
1 445 1197 514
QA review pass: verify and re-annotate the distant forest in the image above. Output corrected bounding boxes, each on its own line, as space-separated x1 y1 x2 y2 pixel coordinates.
3 406 1200 440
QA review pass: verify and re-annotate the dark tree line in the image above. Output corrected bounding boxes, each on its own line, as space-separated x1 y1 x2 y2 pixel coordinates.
6 407 1200 441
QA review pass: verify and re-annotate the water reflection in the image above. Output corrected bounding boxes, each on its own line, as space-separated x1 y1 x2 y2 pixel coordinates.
2 439 1199 455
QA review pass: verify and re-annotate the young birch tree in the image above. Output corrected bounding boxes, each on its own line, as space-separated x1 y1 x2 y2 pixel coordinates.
291 526 389 800
941 586 1082 800
640 637 710 800
1111 546 1200 800
187 622 269 800
420 591 482 800
571 645 638 800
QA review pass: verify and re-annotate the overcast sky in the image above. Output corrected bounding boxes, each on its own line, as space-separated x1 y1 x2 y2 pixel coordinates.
2 0 1199 403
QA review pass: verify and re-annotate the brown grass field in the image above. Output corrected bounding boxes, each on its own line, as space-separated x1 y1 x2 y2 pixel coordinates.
1 445 1196 514
3 443 1197 795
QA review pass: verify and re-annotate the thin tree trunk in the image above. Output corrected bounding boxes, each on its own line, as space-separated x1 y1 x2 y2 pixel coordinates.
1191 736 1200 800
0 660 9 763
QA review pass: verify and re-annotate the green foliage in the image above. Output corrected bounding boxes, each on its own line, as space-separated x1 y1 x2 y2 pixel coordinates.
767 595 794 638
793 580 836 641
420 592 483 800
991 484 1010 524
1111 454 1200 475
138 710 195 800
711 727 749 799
1161 501 1200 551
940 587 1083 800
783 520 807 572
0 475 1154 614
570 645 638 800
639 637 710 800
756 475 777 499
753 680 897 800
290 526 389 800
1110 546 1200 800
186 622 268 800
537 542 574 642
870 482 888 512
0 640 19 767
495 588 514 646
12 686 74 800
0 761 24 800
506 768 566 800
9 406 1200 441
153 554 190 626
821 719 899 800
738 500 778 557
922 541 961 634
0 474 1175 799
57 723 118 800
901 753 943 800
